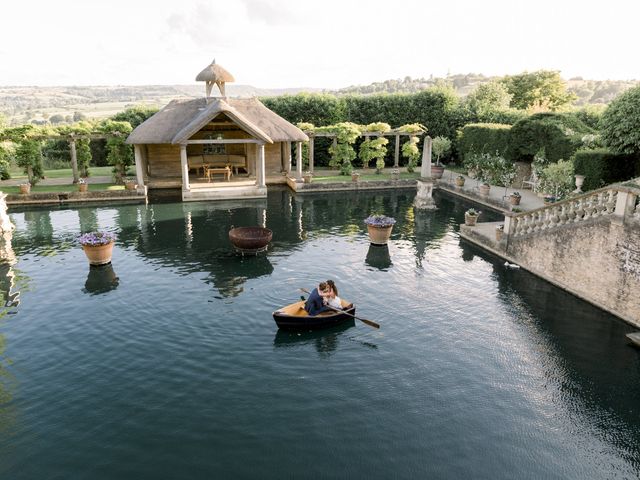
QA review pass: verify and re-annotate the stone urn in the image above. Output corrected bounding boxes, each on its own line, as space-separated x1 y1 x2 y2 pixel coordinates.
82 242 114 266
19 183 31 194
574 174 585 193
303 172 313 184
364 215 396 245
431 165 445 179
391 169 400 181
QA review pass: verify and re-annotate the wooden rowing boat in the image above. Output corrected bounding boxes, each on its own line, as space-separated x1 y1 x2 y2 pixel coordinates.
272 299 356 330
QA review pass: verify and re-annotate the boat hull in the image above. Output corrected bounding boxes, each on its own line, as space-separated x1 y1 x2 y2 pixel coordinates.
273 301 356 330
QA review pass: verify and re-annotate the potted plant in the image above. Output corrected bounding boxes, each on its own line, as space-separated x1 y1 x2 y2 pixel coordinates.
351 171 360 182
391 168 400 180
430 136 451 179
455 175 465 187
124 178 137 190
509 191 521 205
495 224 504 241
464 208 480 226
78 178 88 192
364 215 396 245
19 182 31 194
303 171 313 184
543 194 556 205
78 231 116 265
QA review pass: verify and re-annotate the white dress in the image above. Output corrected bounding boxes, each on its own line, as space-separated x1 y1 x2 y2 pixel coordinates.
326 295 342 309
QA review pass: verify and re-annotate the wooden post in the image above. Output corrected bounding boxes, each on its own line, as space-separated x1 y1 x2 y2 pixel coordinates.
296 141 303 181
69 138 79 184
308 136 315 173
134 145 145 188
179 145 190 191
257 143 266 188
394 134 400 168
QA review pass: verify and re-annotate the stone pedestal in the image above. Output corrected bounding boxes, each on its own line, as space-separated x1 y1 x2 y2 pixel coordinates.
414 178 437 210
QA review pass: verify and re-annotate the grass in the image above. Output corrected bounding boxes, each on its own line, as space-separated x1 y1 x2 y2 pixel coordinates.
8 166 133 179
2 184 125 194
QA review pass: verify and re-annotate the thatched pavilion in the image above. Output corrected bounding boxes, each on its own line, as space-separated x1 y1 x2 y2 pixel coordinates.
126 60 308 201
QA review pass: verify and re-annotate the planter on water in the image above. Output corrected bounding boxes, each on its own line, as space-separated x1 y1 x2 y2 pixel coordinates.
78 232 116 266
364 215 396 246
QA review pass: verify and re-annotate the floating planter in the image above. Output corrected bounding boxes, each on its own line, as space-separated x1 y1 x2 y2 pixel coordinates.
78 231 116 265
229 226 272 254
364 215 396 245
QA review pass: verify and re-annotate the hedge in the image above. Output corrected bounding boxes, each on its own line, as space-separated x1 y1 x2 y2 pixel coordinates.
572 148 640 190
457 123 512 160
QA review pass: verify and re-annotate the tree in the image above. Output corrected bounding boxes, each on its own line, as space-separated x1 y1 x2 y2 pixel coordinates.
600 85 640 154
502 70 577 111
111 105 159 129
98 120 133 182
73 111 87 122
49 114 65 124
465 81 512 115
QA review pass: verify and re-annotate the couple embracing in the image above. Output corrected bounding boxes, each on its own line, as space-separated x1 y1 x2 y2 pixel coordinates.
304 280 342 316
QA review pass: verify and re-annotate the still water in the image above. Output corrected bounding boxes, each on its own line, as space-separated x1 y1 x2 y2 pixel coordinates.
0 188 638 479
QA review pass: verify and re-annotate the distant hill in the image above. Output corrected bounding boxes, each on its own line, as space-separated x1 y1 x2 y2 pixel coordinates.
1 74 638 125
0 84 321 125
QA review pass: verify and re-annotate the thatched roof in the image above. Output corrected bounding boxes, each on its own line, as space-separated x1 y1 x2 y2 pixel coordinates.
195 59 235 83
126 97 309 145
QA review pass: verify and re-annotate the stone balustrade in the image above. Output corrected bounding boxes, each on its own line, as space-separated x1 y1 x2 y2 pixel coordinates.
507 185 639 238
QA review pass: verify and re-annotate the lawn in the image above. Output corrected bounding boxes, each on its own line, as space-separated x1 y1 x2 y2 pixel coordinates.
2 184 125 194
8 166 133 179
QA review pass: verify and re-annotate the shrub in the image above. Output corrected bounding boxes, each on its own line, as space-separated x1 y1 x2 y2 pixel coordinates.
457 123 511 160
431 136 452 165
572 148 640 191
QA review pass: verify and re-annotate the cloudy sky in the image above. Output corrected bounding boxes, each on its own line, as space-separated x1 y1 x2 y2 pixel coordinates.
2 0 638 88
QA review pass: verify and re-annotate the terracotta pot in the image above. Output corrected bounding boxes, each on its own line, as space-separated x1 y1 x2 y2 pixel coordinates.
479 184 491 196
124 182 136 190
455 177 465 187
303 174 312 184
464 214 478 226
82 241 114 266
367 224 393 245
509 194 521 205
495 228 504 241
351 173 360 183
431 165 445 179
78 183 88 192
19 184 31 194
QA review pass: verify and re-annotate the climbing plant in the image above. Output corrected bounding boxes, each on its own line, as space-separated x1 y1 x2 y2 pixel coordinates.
323 122 361 175
98 120 133 183
402 136 421 173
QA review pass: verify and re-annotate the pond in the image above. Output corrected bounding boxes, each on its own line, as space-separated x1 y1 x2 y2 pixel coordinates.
0 187 639 479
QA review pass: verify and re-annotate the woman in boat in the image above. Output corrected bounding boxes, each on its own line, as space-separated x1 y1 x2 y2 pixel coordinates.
325 280 342 310
304 281 332 316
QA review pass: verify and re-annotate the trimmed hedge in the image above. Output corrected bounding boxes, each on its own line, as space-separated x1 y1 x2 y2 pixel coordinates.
572 148 640 190
508 112 593 163
457 123 511 160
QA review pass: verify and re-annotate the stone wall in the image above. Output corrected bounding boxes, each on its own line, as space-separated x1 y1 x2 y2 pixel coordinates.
507 217 640 326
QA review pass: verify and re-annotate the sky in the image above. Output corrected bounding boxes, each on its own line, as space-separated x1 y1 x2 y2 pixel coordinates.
2 0 639 89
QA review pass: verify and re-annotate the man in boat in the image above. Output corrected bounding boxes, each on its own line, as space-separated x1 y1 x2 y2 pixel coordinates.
304 281 332 316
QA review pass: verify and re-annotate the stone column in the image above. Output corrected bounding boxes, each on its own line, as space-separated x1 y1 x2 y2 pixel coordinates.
420 136 432 179
394 134 400 168
308 136 315 173
0 193 14 233
179 145 190 191
134 145 146 188
296 141 303 181
257 143 266 188
284 141 292 175
414 136 436 210
613 190 638 226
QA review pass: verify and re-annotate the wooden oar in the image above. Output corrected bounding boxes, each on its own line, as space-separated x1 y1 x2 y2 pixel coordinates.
299 288 380 329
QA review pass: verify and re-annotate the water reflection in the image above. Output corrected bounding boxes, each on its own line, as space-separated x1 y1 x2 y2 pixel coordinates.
273 320 355 357
83 264 120 295
365 244 392 270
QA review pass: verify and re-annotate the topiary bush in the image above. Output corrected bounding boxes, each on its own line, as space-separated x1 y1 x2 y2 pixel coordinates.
457 123 511 160
572 148 640 191
508 112 592 163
